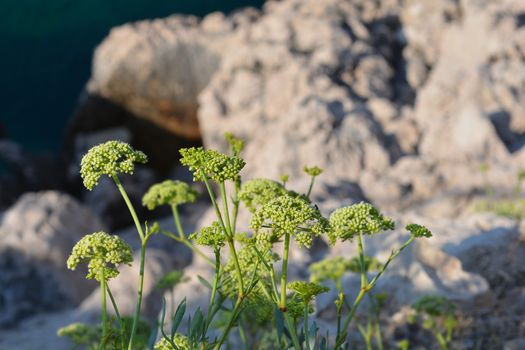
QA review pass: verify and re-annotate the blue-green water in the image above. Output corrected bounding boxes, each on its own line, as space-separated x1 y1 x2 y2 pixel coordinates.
0 0 263 153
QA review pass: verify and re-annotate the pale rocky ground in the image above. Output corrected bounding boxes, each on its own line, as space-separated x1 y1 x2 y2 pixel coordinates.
2 0 525 348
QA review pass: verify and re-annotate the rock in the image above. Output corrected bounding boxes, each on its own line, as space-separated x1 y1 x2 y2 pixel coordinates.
0 191 105 326
86 11 258 140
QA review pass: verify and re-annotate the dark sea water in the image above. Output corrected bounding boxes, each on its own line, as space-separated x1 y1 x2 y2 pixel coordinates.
0 0 264 154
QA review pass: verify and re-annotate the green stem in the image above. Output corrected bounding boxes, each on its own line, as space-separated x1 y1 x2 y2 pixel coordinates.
202 175 228 236
357 232 367 289
334 289 366 349
100 277 108 350
280 233 291 310
228 239 245 294
171 205 186 239
127 240 148 350
214 297 244 350
306 176 316 199
107 285 125 349
219 182 233 236
231 178 241 234
112 175 144 241
304 300 311 350
435 332 449 350
284 313 302 350
206 251 221 329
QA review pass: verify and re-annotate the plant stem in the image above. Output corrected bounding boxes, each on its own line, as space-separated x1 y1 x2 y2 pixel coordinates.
206 251 221 330
228 239 245 294
100 276 108 350
357 232 367 289
231 178 241 234
171 205 186 239
304 301 311 350
127 240 148 350
284 313 302 350
214 297 244 350
202 176 228 236
280 233 291 310
219 182 233 236
306 176 316 199
112 175 145 241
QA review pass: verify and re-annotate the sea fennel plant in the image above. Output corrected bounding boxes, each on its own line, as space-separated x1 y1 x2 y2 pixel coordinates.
64 134 434 350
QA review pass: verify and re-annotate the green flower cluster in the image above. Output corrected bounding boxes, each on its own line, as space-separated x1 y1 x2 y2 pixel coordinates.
303 166 323 177
67 231 133 281
239 178 288 213
142 180 198 210
224 132 245 156
250 194 329 248
288 281 329 302
188 221 226 250
179 147 245 182
309 256 350 285
80 141 147 190
328 202 394 244
154 334 190 350
406 223 432 238
57 323 99 347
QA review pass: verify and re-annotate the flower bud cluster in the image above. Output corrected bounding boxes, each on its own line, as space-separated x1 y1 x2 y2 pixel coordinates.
80 141 147 190
328 202 394 244
406 223 432 238
303 165 323 177
189 221 226 250
154 334 190 350
179 147 245 182
67 231 133 282
142 180 197 210
288 281 329 302
224 132 245 156
239 178 288 213
250 194 328 248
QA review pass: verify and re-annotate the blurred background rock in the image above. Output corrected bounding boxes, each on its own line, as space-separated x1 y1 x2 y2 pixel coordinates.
1 0 525 348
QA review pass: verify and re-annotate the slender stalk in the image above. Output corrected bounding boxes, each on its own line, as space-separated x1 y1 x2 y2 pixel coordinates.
306 176 316 199
219 182 233 236
206 251 221 330
335 235 416 349
201 176 228 236
107 285 125 349
228 239 245 294
112 175 144 241
284 313 302 350
100 276 108 350
171 205 186 239
279 233 291 310
357 232 367 289
435 332 449 350
231 178 241 234
127 241 147 350
214 297 244 350
304 301 311 350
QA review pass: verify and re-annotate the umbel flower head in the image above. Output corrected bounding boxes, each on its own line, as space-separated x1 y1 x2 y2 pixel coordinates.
250 194 329 248
80 140 147 190
224 132 245 156
142 180 197 210
154 334 190 350
188 221 226 250
288 281 329 302
328 202 394 244
303 165 323 177
67 231 133 282
406 223 433 238
239 178 288 213
179 147 245 182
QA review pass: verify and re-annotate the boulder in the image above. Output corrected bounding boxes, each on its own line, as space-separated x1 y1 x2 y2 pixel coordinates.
0 191 105 326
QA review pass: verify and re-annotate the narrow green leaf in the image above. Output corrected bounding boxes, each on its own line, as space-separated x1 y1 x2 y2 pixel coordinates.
197 275 213 290
171 298 187 336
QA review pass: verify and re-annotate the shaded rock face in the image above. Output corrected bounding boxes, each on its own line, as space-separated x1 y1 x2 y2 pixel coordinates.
0 191 105 327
